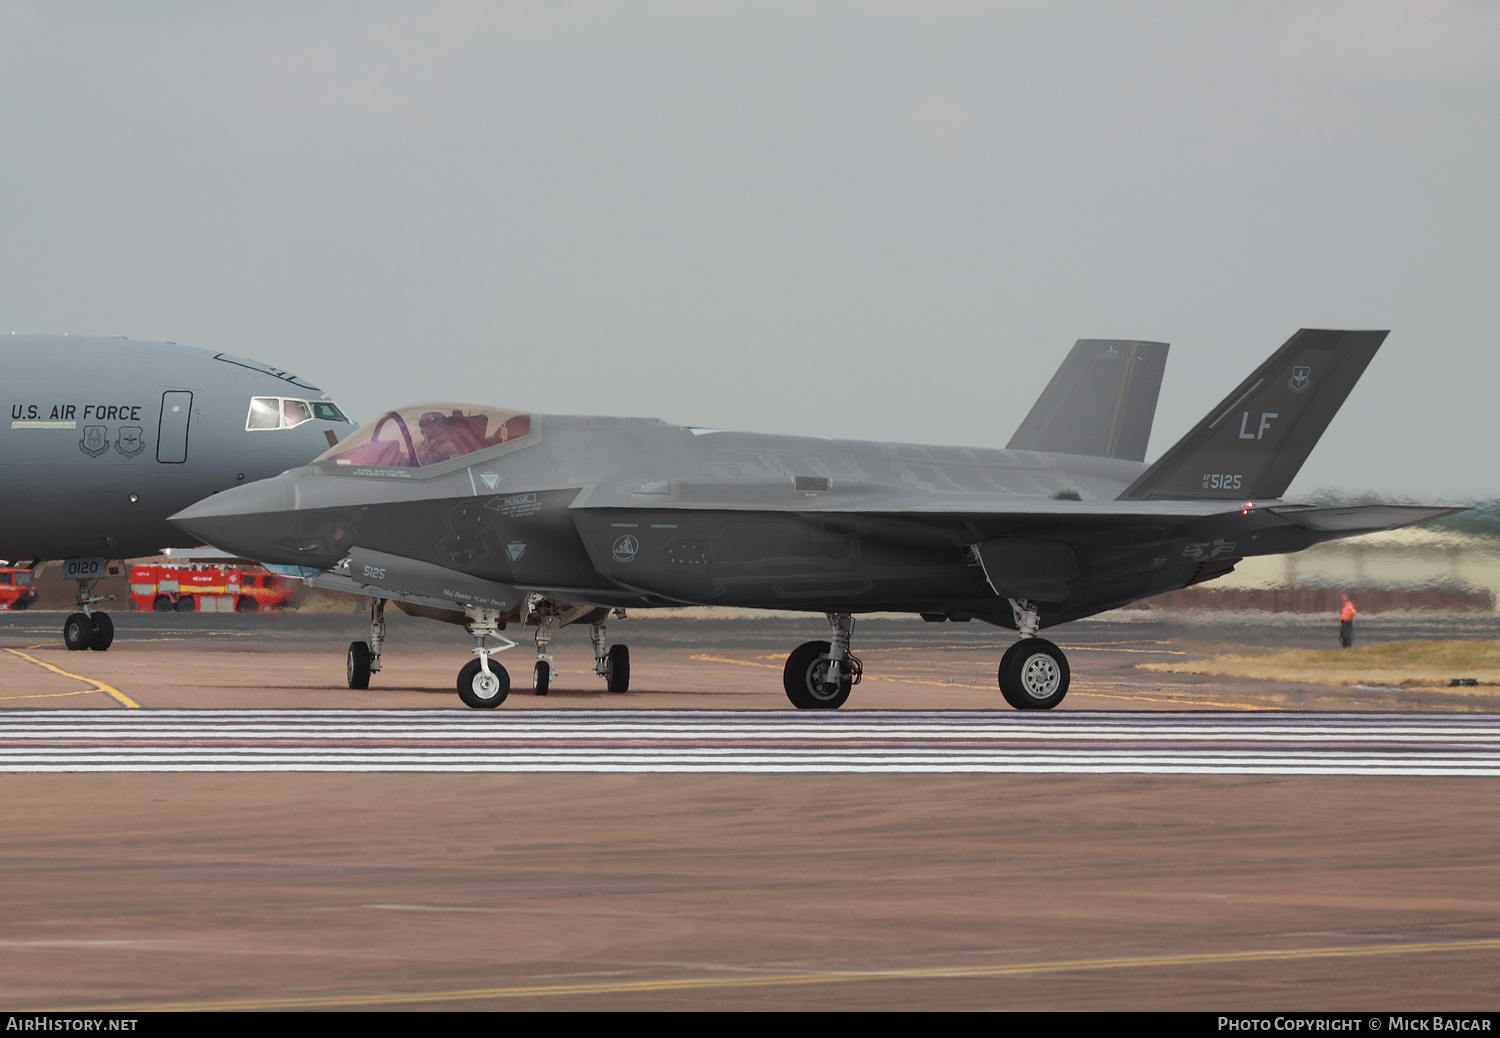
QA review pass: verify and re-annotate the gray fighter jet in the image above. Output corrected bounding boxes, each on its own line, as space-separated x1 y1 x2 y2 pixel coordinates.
172 329 1458 710
2 335 352 650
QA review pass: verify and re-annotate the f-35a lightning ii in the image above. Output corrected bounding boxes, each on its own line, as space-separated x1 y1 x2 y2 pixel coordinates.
172 329 1458 710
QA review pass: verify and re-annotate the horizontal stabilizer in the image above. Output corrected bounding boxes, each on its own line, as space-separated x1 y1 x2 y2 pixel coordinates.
1007 339 1169 462
1269 504 1466 536
1119 329 1387 501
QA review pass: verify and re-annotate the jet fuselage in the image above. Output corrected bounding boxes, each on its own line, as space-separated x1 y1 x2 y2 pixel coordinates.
175 409 1317 629
1 335 351 560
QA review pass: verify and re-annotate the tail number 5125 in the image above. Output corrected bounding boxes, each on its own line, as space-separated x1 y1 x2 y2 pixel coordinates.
1202 473 1243 490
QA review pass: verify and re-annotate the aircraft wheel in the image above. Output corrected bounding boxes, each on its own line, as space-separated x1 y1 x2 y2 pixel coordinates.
89 613 115 652
152 595 172 612
347 641 372 689
605 644 630 693
458 658 509 708
236 596 258 613
998 638 1070 710
533 660 551 696
63 612 95 651
173 596 195 612
783 639 851 710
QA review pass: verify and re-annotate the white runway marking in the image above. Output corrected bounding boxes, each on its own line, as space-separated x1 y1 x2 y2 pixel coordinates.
3 710 1500 774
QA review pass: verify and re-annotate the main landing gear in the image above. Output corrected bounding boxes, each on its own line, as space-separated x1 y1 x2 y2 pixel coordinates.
63 574 115 653
590 619 630 694
783 613 862 710
996 598 1070 710
346 597 386 690
777 602 1071 712
342 594 630 708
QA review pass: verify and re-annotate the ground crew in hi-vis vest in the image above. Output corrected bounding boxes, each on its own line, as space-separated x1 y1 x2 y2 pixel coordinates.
1339 594 1357 649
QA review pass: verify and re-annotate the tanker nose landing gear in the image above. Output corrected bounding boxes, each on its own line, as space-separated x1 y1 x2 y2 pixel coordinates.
996 598 1070 710
63 570 115 652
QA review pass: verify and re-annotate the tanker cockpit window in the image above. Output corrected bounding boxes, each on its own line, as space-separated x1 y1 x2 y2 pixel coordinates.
247 397 280 430
316 405 533 469
282 399 313 428
247 397 350 431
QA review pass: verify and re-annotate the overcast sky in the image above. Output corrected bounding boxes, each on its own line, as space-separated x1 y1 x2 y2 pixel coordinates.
2 1 1496 500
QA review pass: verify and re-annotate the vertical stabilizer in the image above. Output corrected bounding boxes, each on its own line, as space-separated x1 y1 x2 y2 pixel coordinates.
1006 339 1169 462
1118 328 1386 501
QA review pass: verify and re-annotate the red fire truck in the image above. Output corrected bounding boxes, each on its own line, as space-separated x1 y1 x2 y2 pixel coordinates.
0 568 37 610
128 563 296 613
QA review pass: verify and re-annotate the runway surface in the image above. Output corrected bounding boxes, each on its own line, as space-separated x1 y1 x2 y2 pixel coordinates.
6 709 1500 775
2 613 1497 1009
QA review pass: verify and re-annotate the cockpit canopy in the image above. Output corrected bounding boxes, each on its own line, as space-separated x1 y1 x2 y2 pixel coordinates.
316 404 533 469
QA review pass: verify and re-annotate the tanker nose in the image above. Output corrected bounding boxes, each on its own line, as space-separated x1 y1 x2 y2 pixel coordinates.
170 475 303 565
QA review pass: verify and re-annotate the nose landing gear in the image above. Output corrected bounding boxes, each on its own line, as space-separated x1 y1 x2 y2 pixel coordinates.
456 607 516 709
63 573 116 652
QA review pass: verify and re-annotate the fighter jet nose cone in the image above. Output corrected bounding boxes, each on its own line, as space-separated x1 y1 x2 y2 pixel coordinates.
170 477 302 564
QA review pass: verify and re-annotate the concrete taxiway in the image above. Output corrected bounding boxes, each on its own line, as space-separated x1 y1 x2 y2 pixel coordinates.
0 610 1497 1010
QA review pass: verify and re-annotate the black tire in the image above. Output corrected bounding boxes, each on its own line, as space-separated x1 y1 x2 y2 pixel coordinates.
533 660 551 696
11 597 28 611
997 638 1070 710
89 613 114 652
782 639 852 710
152 595 172 612
605 644 630 693
63 612 95 651
347 641 372 690
457 658 509 708
173 596 195 612
236 596 258 613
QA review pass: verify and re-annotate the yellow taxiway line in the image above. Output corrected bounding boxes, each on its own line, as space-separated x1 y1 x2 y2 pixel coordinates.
52 935 1500 1012
2 648 139 709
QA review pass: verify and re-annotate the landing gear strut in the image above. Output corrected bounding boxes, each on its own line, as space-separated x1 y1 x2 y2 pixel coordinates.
783 613 862 710
347 598 385 690
529 594 557 696
996 598 1070 710
456 606 515 709
591 620 630 693
64 574 115 652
